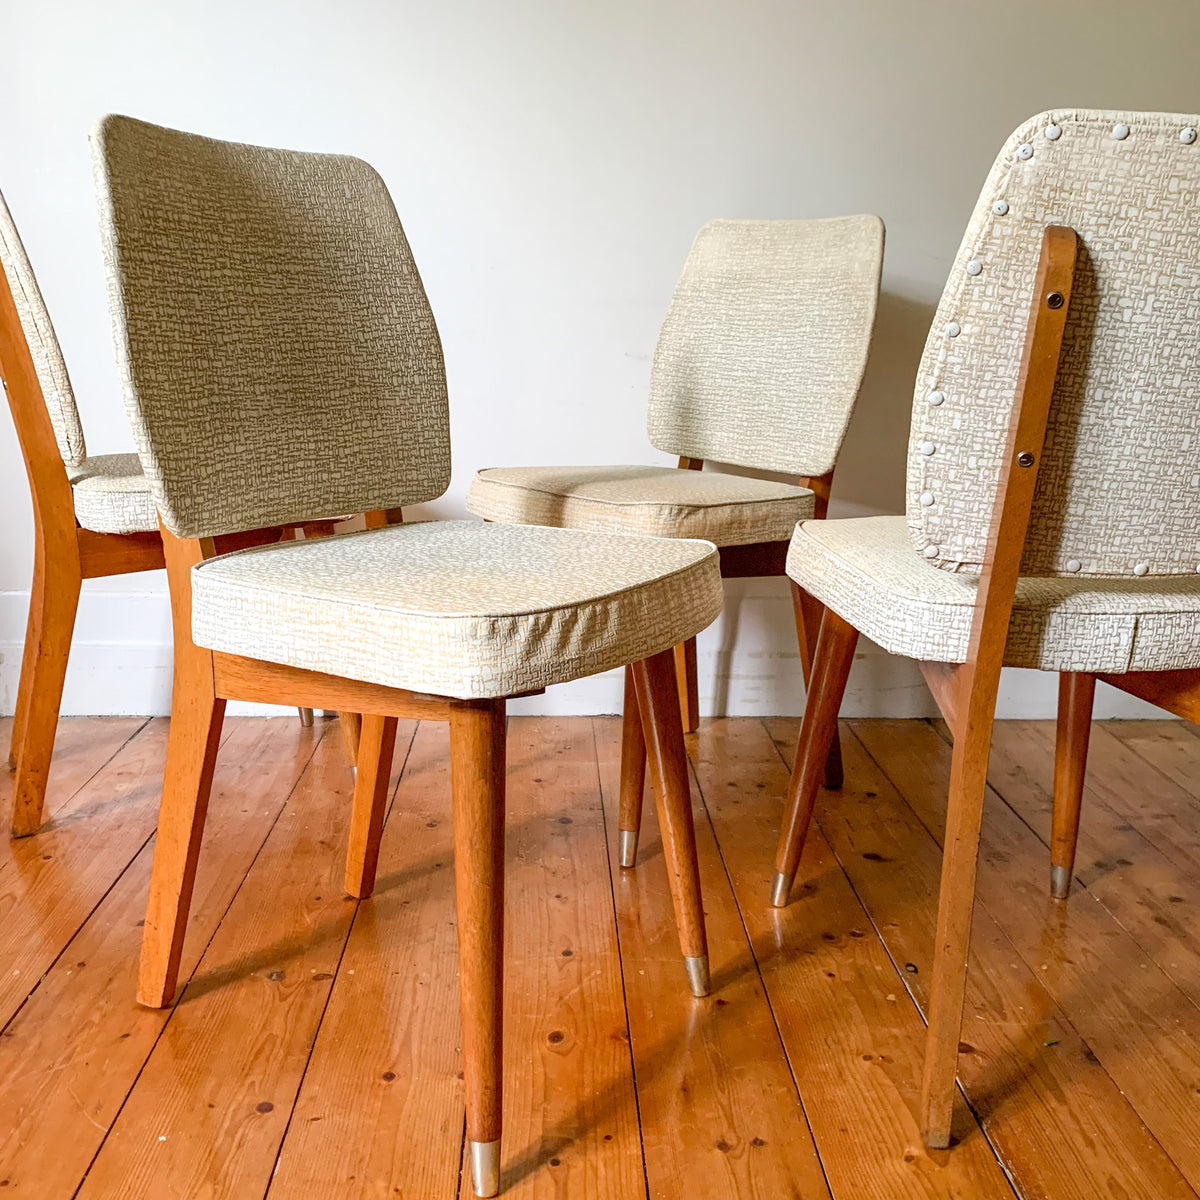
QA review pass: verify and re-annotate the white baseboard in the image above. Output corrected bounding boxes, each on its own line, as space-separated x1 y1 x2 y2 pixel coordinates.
0 583 1173 719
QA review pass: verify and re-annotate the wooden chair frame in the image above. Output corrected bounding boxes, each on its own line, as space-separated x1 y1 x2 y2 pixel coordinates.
770 225 1080 1147
616 454 843 867
142 513 710 1198
0 257 320 837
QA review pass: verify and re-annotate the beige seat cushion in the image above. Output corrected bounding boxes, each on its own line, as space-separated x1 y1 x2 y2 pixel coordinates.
69 453 159 535
787 515 1200 674
192 520 723 699
466 465 814 546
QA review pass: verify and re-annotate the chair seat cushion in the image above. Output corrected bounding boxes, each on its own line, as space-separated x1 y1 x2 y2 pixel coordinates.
787 515 1200 674
466 464 814 546
69 453 159 534
192 520 723 699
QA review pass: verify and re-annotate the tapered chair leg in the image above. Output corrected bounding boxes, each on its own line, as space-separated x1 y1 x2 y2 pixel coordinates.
449 699 507 1199
340 710 362 773
9 546 82 837
633 649 711 997
617 665 647 867
345 714 399 899
772 607 858 907
137 679 226 1008
297 707 314 727
673 636 700 733
1050 672 1095 900
792 581 844 790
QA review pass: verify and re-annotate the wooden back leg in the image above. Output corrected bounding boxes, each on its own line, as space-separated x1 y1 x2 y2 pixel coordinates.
617 665 647 867
633 648 711 997
791 581 845 790
772 607 858 906
9 541 83 837
344 714 399 898
673 637 701 732
449 699 507 1198
1050 672 1095 900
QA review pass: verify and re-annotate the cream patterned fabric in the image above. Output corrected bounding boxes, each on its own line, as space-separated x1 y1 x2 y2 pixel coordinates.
466 464 814 546
0 189 87 467
192 521 723 699
68 452 158 534
92 115 451 540
788 516 1200 673
909 109 1200 578
647 216 883 477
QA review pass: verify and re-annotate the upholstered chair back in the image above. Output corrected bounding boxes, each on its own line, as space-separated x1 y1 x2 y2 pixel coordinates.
92 115 450 539
646 215 883 478
0 190 87 467
907 109 1200 579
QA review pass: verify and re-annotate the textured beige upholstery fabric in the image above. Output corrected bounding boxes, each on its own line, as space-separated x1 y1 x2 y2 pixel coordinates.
92 115 451 539
909 109 1200 578
466 464 814 546
0 189 87 467
68 452 158 534
192 521 723 698
647 216 883 477
788 516 1200 673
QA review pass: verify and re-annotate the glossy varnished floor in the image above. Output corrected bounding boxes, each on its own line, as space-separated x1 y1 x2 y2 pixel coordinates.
3 713 1200 1198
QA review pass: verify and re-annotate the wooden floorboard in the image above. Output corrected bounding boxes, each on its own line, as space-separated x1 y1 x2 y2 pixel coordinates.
4 715 1200 1198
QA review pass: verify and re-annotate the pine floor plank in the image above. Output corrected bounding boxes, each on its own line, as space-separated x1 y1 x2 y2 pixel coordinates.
454 717 644 1198
699 718 1014 1200
593 716 832 1200
267 721 469 1200
0 717 324 1197
847 719 1198 1199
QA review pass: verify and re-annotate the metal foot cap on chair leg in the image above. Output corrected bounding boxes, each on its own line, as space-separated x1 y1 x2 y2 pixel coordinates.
684 954 711 998
469 1139 500 1197
770 871 793 908
618 829 638 869
1050 864 1072 900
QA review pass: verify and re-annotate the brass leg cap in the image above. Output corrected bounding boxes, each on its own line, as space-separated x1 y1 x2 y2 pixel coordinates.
469 1139 500 1197
770 871 793 908
1050 864 1072 900
618 829 639 869
684 954 711 997
298 707 314 728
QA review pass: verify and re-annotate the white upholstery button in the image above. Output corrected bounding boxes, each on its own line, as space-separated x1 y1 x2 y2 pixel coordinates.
919 491 935 506
919 440 936 456
1133 562 1149 576
927 389 945 406
945 321 961 338
1112 123 1130 140
992 200 1009 215
1016 142 1034 160
966 259 982 276
923 545 940 558
1065 559 1082 573
1044 123 1062 140
1182 127 1198 144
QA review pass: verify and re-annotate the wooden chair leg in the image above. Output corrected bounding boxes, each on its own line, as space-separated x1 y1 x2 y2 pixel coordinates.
340 710 362 771
1051 672 1095 900
633 648 711 997
617 664 647 867
449 698 507 1198
137 675 226 1008
297 707 314 727
344 715 399 899
791 580 844 790
673 637 700 733
9 546 82 837
772 607 858 907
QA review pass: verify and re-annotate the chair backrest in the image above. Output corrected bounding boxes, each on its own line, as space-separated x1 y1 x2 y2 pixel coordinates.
0 190 87 467
646 215 883 479
92 115 450 539
907 108 1200 578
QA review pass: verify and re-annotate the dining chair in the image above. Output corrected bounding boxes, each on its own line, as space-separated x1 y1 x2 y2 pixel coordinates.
91 114 723 1198
467 216 883 865
768 108 1200 1149
0 190 318 837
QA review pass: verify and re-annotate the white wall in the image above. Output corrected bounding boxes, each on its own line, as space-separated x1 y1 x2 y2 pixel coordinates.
3 0 1198 718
